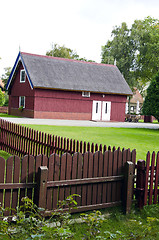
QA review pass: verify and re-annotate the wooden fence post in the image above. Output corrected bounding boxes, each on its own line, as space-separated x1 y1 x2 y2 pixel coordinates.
124 161 134 214
136 160 145 209
37 166 48 209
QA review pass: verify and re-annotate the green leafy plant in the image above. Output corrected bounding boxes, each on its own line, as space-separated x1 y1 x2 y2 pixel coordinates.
18 105 24 112
80 210 105 239
42 194 80 239
49 194 80 227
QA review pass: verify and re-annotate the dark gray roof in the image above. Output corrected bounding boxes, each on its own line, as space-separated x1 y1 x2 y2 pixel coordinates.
8 52 133 95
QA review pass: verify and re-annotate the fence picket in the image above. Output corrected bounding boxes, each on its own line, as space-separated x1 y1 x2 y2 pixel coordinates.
122 149 127 167
58 136 61 155
61 137 64 155
149 152 155 205
103 145 107 152
52 154 60 209
4 156 14 215
107 150 113 203
102 151 108 203
70 153 77 195
95 144 98 152
20 156 28 205
67 138 69 153
82 152 89 206
0 157 5 208
92 151 99 205
144 152 150 206
21 126 25 155
84 141 86 153
97 151 103 204
65 154 72 199
87 152 93 205
76 153 83 206
154 152 159 204
80 141 83 153
73 139 76 154
47 154 55 209
116 148 122 201
27 156 35 200
59 153 66 201
91 143 94 153
76 140 79 152
11 156 21 213
112 150 118 202
64 137 66 153
70 139 73 154
99 144 102 152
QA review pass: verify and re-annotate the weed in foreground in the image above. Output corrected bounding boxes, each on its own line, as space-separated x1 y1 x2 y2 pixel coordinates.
0 197 158 239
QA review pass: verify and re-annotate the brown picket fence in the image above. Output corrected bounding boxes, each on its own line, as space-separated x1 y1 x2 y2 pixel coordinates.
136 151 159 209
0 119 159 213
0 148 136 216
0 119 110 158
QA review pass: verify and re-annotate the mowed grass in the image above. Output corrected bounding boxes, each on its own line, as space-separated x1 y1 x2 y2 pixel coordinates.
23 125 159 160
0 113 21 118
0 150 12 160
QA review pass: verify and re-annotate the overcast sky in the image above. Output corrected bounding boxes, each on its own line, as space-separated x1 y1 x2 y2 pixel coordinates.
0 0 159 76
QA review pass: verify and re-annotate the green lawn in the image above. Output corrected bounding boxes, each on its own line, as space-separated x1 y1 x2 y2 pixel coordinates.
0 150 12 160
23 125 159 160
70 204 159 240
0 113 21 118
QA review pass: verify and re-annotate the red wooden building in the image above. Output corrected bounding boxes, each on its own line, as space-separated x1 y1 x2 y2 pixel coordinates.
7 52 132 121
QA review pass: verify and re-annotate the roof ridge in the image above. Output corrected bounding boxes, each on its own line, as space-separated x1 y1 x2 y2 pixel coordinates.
20 52 116 67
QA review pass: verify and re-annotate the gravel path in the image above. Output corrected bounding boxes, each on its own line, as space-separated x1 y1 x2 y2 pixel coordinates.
1 117 159 129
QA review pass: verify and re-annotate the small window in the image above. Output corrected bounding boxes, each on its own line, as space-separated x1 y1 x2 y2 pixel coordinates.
130 106 134 111
20 70 25 83
82 91 90 97
19 96 25 108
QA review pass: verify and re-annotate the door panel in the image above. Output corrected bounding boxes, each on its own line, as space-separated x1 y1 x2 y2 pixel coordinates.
92 101 101 121
102 101 111 121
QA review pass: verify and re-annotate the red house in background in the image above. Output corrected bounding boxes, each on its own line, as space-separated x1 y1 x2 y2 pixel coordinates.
7 52 132 121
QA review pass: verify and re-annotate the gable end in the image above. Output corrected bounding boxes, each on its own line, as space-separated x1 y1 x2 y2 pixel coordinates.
6 52 34 91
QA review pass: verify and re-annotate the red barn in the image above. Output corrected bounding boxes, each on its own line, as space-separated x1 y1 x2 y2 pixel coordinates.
7 52 132 121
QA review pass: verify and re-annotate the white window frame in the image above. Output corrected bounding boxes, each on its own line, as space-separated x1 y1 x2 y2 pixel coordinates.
20 69 26 83
82 91 90 98
19 96 25 108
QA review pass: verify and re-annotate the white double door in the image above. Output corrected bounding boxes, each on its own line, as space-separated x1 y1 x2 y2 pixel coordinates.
92 101 111 121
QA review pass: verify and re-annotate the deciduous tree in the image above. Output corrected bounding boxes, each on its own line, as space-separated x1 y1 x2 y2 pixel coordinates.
1 67 11 91
46 43 79 59
101 17 159 90
46 43 95 62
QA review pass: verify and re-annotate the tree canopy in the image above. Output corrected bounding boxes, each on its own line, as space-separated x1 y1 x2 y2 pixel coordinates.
0 89 5 106
46 43 95 62
1 67 11 91
142 72 159 121
101 17 159 90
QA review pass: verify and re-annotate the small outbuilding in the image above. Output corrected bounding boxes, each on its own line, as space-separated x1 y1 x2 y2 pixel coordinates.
125 88 143 114
7 52 132 121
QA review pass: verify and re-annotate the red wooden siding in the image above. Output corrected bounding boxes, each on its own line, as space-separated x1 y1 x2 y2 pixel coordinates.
34 88 127 121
